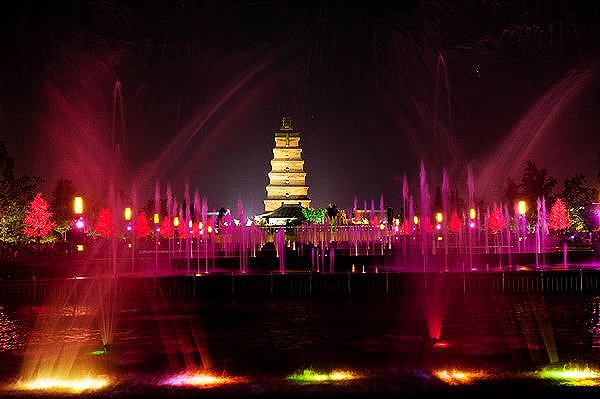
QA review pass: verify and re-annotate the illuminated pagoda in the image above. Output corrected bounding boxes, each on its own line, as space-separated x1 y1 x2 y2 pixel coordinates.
264 117 311 213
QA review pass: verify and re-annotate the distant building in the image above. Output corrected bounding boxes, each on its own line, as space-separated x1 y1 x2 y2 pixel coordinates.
264 117 311 212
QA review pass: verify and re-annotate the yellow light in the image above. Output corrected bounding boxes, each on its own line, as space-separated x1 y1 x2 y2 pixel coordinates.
73 196 84 215
413 216 419 225
433 369 487 385
207 226 213 234
469 208 476 220
198 222 204 230
435 212 443 223
173 216 180 227
15 376 110 392
153 213 159 224
188 220 193 228
76 244 84 252
394 218 400 226
518 200 527 215
379 223 385 230
437 236 443 241
164 371 242 387
124 207 132 221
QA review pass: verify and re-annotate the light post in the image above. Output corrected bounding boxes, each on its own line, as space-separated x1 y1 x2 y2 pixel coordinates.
124 207 133 273
154 213 159 275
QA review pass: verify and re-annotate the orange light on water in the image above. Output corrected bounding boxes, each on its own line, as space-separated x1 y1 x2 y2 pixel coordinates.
164 372 242 387
153 213 160 224
15 376 110 393
413 216 419 225
173 217 180 227
433 369 487 385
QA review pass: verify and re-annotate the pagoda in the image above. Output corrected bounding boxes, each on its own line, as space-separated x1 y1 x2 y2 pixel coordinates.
264 117 311 212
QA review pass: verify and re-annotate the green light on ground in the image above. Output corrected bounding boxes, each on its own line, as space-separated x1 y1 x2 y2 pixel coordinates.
537 366 600 386
287 369 359 383
89 348 107 356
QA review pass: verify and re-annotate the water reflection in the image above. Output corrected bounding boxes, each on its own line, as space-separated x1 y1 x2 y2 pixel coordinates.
0 306 23 351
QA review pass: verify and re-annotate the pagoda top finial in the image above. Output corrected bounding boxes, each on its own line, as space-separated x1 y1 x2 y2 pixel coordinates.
281 116 293 131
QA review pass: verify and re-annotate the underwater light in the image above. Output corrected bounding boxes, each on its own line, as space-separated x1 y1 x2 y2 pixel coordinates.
287 369 359 383
15 376 110 392
164 371 240 387
433 369 486 385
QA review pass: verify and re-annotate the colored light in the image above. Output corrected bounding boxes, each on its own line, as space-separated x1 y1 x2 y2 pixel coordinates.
437 236 442 240
207 226 213 233
198 221 204 230
173 217 180 227
89 348 107 356
436 224 441 230
379 223 385 230
433 340 449 349
75 218 85 229
163 371 241 387
124 207 132 221
537 366 600 385
433 369 487 385
469 221 475 228
413 216 419 225
153 213 159 224
126 225 132 231
15 376 110 392
518 200 527 216
76 244 84 252
127 243 132 248
73 196 84 215
287 369 359 383
469 208 476 220
188 220 193 228
435 212 443 223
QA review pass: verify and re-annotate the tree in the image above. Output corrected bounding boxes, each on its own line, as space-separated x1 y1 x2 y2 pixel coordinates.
159 216 173 239
502 178 519 205
134 212 151 238
95 208 114 238
51 179 76 239
561 174 598 232
23 193 56 240
520 160 556 209
449 211 462 233
0 143 40 243
547 197 570 231
488 207 505 234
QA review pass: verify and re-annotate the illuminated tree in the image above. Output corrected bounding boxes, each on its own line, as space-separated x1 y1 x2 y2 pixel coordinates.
547 197 570 231
488 207 505 234
23 193 56 239
449 211 462 233
159 216 172 239
95 208 114 238
134 211 151 238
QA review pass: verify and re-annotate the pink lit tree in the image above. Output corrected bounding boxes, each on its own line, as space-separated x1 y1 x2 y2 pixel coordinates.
134 211 151 238
548 197 570 231
449 211 462 233
95 208 114 238
23 193 56 240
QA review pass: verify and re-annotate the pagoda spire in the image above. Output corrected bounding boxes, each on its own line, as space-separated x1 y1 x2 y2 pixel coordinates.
264 117 311 212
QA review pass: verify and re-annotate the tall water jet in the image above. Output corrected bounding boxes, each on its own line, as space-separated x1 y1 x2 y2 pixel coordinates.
441 169 450 270
419 161 431 272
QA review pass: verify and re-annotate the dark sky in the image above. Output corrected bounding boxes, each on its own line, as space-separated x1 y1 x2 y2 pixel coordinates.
1 1 599 215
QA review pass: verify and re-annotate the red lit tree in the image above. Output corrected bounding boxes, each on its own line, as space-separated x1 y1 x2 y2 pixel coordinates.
95 208 114 238
134 211 151 238
23 193 56 239
449 211 462 233
488 207 505 234
548 197 570 231
177 220 188 239
159 216 172 239
401 219 410 235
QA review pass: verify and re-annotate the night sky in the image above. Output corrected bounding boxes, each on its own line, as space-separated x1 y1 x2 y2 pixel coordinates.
1 1 599 215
